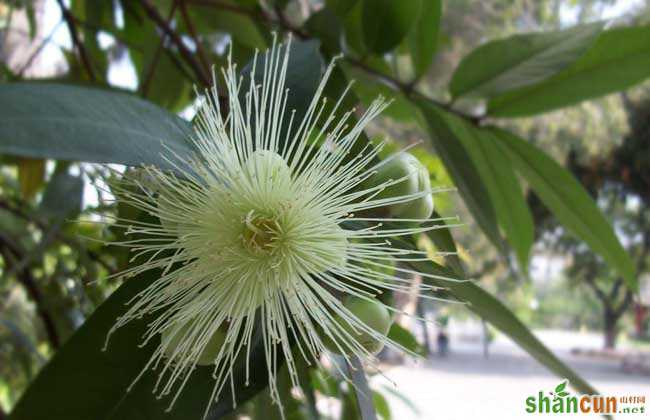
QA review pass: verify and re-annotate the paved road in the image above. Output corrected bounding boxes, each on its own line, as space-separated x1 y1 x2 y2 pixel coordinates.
370 331 649 420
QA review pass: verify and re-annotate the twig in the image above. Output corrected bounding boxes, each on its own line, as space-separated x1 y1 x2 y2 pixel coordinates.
140 0 211 87
56 0 96 81
179 0 211 75
18 20 65 76
188 0 482 124
141 0 180 97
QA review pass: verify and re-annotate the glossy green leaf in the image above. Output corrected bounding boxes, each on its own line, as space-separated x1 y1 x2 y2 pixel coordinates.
490 128 637 290
401 245 601 399
450 23 602 99
9 272 272 420
414 99 504 250
408 0 442 78
437 114 534 270
488 25 650 117
0 83 194 169
361 0 421 54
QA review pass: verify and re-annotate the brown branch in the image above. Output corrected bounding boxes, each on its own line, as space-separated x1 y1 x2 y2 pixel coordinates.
141 0 180 97
56 0 96 81
140 0 211 87
179 0 211 74
189 0 479 123
0 234 60 349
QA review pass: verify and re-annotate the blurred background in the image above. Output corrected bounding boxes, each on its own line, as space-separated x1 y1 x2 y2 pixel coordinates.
1 0 649 419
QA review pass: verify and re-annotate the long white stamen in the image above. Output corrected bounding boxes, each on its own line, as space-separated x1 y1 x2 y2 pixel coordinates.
103 39 459 418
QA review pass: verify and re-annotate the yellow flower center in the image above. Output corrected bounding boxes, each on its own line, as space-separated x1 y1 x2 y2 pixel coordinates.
241 210 281 255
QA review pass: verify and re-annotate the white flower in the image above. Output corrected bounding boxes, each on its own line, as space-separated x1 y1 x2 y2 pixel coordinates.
105 37 455 418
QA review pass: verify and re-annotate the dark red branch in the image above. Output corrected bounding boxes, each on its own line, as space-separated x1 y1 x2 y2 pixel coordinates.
140 0 211 87
56 0 96 81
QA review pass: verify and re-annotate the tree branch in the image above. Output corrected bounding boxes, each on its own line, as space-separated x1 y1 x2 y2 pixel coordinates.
140 0 211 87
141 0 180 97
188 0 482 124
56 0 96 81
179 0 211 74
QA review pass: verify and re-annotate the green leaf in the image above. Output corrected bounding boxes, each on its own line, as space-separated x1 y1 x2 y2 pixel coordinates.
387 323 425 356
361 0 421 54
488 25 650 117
414 99 504 250
424 210 464 275
555 381 567 393
438 115 534 270
342 0 367 56
450 23 602 99
305 7 343 54
379 385 420 417
146 52 193 112
402 250 601 399
9 272 272 420
372 391 392 420
408 0 442 78
0 83 195 170
241 40 324 150
491 128 636 290
326 0 359 17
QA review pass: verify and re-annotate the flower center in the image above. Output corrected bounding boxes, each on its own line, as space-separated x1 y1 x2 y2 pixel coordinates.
241 210 281 255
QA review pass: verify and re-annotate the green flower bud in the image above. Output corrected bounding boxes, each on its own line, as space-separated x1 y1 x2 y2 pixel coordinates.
245 149 292 188
363 153 433 220
324 296 392 355
162 321 227 366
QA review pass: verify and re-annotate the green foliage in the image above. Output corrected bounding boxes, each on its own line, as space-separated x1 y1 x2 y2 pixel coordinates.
0 84 194 169
361 0 421 54
450 23 602 99
8 272 272 420
415 100 504 250
488 25 650 116
420 107 534 271
408 0 442 78
491 128 637 290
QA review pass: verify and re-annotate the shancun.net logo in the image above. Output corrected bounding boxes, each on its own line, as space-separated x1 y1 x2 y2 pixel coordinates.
525 380 646 415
